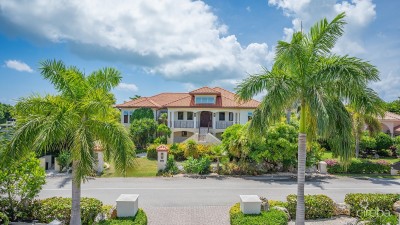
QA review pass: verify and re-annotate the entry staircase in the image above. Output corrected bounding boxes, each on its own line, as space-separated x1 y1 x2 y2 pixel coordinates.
183 127 221 145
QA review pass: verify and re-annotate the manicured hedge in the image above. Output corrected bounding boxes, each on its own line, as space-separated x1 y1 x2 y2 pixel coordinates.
326 159 391 174
37 197 102 225
344 193 400 217
98 209 147 225
287 194 335 219
146 144 157 160
229 203 288 225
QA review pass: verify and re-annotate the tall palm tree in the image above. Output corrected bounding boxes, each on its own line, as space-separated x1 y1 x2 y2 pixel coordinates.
236 13 382 224
5 60 135 225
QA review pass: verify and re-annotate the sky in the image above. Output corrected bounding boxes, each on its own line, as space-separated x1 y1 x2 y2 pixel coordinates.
0 0 399 105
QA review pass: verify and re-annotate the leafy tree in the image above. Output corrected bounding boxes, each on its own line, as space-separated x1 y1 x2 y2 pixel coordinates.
131 107 154 121
386 98 400 114
251 122 298 169
6 60 135 225
158 113 168 125
130 118 157 149
375 132 393 150
221 124 250 160
0 103 14 124
156 124 171 143
210 144 227 174
56 150 72 172
0 152 45 221
236 13 381 224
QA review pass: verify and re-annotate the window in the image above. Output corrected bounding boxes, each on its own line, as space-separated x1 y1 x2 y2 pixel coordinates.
178 112 184 120
187 112 193 120
219 112 225 121
247 112 253 121
123 111 132 123
195 96 215 104
229 112 234 121
182 131 188 137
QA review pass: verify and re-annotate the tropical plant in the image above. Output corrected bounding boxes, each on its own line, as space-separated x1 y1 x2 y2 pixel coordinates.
0 103 13 124
236 13 382 224
0 152 45 221
347 105 383 158
131 107 154 121
57 150 72 172
156 124 171 143
184 140 199 158
130 118 157 149
221 124 251 160
158 113 168 125
5 60 135 225
385 98 400 114
210 144 227 174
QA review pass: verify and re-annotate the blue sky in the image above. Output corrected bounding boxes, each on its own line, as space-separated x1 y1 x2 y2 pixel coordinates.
0 0 399 105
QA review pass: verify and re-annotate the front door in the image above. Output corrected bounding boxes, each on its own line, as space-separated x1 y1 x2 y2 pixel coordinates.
200 111 212 127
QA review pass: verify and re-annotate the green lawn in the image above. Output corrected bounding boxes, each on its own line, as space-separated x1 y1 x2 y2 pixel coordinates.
322 152 400 164
102 157 158 177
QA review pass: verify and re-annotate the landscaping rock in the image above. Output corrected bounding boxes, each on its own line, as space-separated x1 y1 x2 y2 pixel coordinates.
334 203 351 216
393 200 400 215
271 206 290 220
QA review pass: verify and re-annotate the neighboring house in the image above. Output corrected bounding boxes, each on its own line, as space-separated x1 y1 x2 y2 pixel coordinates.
115 87 260 144
378 112 400 137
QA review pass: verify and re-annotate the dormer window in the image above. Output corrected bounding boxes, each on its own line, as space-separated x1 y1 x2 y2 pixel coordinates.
195 96 215 104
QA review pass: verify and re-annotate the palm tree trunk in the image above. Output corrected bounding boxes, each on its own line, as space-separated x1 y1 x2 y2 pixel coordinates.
296 133 306 225
70 160 81 225
286 108 291 124
355 134 360 158
296 101 306 225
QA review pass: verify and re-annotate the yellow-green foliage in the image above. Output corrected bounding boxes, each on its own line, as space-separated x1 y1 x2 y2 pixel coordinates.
230 203 288 225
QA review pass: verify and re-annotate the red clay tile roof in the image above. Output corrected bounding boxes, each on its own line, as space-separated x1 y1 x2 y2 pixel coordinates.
380 112 400 121
115 87 260 109
189 86 221 95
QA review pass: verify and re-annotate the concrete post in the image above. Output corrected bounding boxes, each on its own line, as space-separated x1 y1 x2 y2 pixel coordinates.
97 152 104 174
54 158 61 172
116 194 139 217
39 157 46 170
156 145 169 171
318 161 327 174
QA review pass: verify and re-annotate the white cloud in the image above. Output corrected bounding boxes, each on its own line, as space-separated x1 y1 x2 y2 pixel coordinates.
4 60 33 72
116 83 138 92
0 0 272 87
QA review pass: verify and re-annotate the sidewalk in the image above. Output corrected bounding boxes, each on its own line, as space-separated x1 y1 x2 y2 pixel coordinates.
144 206 230 225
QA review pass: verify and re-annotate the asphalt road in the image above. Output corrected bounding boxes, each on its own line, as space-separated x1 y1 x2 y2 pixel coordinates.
40 175 400 206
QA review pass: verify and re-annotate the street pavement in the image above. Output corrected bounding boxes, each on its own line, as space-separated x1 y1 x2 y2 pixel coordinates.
39 175 400 225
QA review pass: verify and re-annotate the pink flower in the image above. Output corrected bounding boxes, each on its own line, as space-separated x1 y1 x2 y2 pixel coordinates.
325 159 338 166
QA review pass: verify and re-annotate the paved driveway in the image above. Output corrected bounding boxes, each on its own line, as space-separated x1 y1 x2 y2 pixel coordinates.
40 175 400 225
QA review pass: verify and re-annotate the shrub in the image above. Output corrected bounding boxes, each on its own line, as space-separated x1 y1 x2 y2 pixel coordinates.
56 150 71 172
358 207 399 225
344 193 400 217
326 159 391 174
197 144 212 157
164 155 179 174
0 212 9 225
360 135 377 151
37 197 102 225
146 144 157 160
268 200 288 208
184 140 199 158
230 203 288 225
169 143 186 161
375 132 393 151
287 194 335 219
98 209 147 225
0 153 45 221
183 157 211 174
130 118 157 149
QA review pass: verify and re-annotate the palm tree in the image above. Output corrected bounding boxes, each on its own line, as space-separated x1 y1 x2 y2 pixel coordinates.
236 13 382 224
5 60 135 225
348 105 384 158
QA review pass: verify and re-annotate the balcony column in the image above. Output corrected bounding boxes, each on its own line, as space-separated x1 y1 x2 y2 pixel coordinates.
194 112 197 129
171 111 175 128
212 112 216 129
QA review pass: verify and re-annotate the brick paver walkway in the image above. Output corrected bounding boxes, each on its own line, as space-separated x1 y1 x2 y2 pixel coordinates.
144 206 230 225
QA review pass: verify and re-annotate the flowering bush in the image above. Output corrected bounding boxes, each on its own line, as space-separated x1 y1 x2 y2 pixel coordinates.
325 159 338 166
375 159 391 166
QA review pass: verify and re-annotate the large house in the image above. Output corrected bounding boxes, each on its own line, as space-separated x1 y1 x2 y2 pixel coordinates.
115 87 260 144
379 112 400 137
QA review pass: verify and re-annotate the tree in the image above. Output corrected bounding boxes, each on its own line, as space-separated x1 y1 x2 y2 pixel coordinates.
210 144 227 174
158 113 168 125
0 152 45 221
156 123 171 144
347 105 383 158
129 95 142 100
130 118 157 149
236 13 381 224
5 60 135 225
386 98 400 114
131 107 154 121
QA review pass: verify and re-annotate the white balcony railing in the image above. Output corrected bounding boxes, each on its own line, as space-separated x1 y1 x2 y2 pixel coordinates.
174 120 194 128
216 121 234 129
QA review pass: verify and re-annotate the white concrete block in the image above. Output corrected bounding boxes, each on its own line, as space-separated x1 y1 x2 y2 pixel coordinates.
240 195 261 215
54 158 61 172
116 194 139 217
319 161 327 174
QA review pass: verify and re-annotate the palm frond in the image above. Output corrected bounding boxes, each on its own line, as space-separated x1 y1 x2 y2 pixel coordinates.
87 67 121 92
